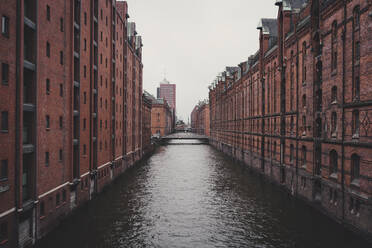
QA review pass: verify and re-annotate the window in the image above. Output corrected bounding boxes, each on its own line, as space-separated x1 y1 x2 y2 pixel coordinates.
60 51 63 65
2 63 9 85
329 150 338 175
352 110 359 137
83 144 86 155
59 84 63 97
302 41 306 82
0 160 8 180
46 5 50 21
40 202 45 217
46 42 50 57
84 39 86 51
290 116 294 134
355 41 360 62
302 94 306 108
331 112 337 135
289 144 294 163
59 116 63 129
46 115 50 129
353 6 360 30
60 18 64 32
56 193 60 206
46 78 50 94
45 152 49 166
59 149 63 161
1 111 8 131
100 119 102 129
62 189 66 202
301 146 307 167
84 65 86 78
331 21 337 71
331 86 337 103
84 12 87 25
2 16 9 37
351 154 360 182
83 118 86 130
84 92 86 104
353 76 360 100
302 115 306 133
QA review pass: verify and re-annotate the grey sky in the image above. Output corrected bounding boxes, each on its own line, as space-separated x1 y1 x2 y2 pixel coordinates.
123 0 277 121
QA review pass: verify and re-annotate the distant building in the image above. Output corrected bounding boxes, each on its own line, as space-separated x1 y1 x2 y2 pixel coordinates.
157 78 176 128
191 100 210 136
145 92 172 137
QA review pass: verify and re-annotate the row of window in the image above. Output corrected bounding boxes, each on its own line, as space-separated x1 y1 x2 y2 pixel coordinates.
40 189 67 217
46 42 64 65
45 149 63 166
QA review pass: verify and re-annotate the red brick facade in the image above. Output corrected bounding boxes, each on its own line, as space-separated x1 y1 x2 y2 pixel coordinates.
0 1 148 246
209 0 372 239
191 101 210 136
151 99 172 137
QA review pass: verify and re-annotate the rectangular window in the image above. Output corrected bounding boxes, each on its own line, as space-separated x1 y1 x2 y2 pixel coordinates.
40 202 45 217
84 12 87 25
83 118 86 130
0 160 8 180
84 39 86 51
2 63 9 85
2 16 9 37
84 65 86 78
46 5 50 21
46 115 50 129
59 149 63 161
0 222 8 243
56 193 60 206
59 84 63 97
60 51 63 65
83 92 86 104
45 152 49 166
1 111 8 131
46 42 50 57
83 144 86 155
46 78 50 94
60 18 64 32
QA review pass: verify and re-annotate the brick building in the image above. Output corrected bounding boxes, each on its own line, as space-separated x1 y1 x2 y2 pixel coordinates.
209 0 372 238
157 78 176 129
150 97 172 137
142 91 152 155
0 1 147 246
190 100 210 136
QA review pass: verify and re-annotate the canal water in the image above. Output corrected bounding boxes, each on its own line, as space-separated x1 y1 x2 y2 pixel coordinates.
36 140 370 248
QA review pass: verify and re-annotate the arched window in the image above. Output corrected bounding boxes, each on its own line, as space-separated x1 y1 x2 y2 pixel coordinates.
290 116 294 135
331 21 338 71
329 150 338 175
353 6 360 30
351 153 360 182
331 86 337 103
302 41 307 82
290 144 294 163
302 94 306 108
352 110 360 137
301 146 307 167
302 115 307 134
331 112 337 135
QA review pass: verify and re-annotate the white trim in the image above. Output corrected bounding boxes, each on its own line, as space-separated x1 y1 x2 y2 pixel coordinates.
0 207 15 218
81 172 90 178
38 182 69 199
115 155 123 161
98 161 111 170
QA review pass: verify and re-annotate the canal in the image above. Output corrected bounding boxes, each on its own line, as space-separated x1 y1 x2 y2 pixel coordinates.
35 140 370 248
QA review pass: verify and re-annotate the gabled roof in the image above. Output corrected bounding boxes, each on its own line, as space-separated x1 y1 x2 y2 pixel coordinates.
276 0 308 11
257 18 278 37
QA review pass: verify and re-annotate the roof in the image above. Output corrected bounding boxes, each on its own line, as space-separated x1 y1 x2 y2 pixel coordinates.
257 18 278 37
276 0 308 11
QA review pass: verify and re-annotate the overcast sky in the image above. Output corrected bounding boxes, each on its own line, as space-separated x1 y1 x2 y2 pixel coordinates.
122 0 277 122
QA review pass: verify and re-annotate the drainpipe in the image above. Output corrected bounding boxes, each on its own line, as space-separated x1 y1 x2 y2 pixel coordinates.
341 0 347 222
15 0 21 246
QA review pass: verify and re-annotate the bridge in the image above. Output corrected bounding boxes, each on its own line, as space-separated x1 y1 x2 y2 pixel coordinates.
160 132 209 144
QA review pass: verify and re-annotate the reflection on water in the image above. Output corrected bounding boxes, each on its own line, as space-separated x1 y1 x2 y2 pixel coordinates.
36 143 370 248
